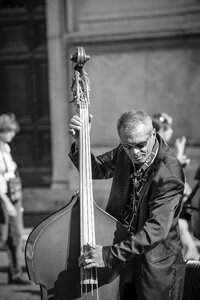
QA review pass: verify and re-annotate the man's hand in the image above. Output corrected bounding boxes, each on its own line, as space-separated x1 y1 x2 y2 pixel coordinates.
78 243 105 269
68 115 82 143
68 114 93 144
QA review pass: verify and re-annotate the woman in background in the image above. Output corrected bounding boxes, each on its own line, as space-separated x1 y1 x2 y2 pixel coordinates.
152 112 199 261
0 113 29 284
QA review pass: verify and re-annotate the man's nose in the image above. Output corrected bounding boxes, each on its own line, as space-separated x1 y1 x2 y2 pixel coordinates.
132 147 140 154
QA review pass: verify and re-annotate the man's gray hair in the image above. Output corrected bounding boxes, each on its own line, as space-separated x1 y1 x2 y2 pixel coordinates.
117 110 153 135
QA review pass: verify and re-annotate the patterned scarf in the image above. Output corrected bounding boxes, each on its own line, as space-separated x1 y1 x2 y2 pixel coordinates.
120 139 159 233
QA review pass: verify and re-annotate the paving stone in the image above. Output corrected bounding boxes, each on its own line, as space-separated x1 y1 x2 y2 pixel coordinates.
0 228 40 300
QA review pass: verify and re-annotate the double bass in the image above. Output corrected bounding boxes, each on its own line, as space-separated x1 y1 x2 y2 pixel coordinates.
25 47 130 300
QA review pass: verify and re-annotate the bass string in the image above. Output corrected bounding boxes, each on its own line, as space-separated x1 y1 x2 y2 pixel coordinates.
79 104 99 298
80 105 95 246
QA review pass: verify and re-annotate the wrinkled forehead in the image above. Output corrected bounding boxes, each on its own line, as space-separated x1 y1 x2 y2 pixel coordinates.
119 123 150 142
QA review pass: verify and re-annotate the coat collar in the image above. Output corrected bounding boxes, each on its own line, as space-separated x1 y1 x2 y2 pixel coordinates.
153 133 171 166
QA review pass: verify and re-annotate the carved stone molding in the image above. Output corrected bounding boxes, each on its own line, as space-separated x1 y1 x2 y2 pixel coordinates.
65 3 200 43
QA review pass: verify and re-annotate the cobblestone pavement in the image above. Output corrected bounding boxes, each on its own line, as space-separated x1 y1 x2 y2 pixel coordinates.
0 229 40 300
0 275 40 300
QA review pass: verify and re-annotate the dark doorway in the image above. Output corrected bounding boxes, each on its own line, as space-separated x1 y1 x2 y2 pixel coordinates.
0 0 51 187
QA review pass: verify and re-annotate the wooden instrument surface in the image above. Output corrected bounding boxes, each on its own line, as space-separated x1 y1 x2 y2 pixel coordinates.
25 46 130 300
25 194 130 299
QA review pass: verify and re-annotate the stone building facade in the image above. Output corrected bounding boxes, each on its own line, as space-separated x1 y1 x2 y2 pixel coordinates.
2 0 200 220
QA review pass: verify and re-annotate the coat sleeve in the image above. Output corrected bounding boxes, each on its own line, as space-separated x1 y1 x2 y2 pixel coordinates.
68 142 119 179
102 176 185 269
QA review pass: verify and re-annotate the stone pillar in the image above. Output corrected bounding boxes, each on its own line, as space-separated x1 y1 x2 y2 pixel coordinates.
46 0 70 189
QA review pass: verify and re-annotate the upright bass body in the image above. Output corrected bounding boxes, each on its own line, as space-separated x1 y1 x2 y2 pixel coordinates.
25 47 130 300
25 193 130 300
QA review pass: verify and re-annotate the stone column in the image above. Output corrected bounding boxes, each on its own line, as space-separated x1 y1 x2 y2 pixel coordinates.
46 0 70 189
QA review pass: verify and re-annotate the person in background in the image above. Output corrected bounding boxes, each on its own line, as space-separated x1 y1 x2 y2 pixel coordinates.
189 165 200 241
0 113 29 284
69 109 185 300
152 112 190 168
152 112 199 261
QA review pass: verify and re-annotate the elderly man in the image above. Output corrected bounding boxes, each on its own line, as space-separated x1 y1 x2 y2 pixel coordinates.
69 109 185 300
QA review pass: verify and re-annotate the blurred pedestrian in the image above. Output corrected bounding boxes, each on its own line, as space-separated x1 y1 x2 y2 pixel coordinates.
152 112 199 261
152 112 190 167
0 113 29 284
189 165 200 241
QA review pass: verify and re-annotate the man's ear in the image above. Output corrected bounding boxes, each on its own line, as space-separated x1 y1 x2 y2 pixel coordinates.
152 128 156 136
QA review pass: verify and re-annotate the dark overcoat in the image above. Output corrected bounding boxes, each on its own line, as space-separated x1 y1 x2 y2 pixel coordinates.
69 134 185 300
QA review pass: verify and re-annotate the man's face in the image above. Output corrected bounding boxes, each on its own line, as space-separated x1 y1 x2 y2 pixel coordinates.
119 124 156 165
